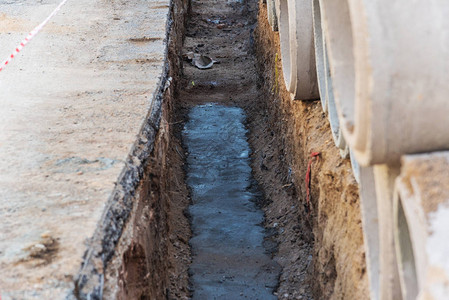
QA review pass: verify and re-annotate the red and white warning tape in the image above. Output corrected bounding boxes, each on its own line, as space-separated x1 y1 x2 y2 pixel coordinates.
0 0 69 73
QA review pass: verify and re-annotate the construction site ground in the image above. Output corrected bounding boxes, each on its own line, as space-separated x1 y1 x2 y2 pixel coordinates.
1 0 368 298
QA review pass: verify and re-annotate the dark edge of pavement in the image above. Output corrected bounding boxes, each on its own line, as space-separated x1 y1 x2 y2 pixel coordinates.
69 0 188 298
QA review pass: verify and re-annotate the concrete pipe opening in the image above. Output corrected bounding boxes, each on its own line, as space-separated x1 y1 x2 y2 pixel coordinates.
323 1 449 165
393 153 449 299
312 0 327 112
279 0 318 100
394 196 419 300
289 0 319 100
278 0 296 93
320 0 356 142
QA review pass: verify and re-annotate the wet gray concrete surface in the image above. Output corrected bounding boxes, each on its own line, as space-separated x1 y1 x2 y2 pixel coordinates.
183 103 280 299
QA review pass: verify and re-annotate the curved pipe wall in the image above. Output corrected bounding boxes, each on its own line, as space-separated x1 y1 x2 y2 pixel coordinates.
312 0 327 111
320 0 449 166
278 0 319 100
394 153 449 300
278 0 295 93
359 167 380 300
313 0 348 157
264 3 449 299
374 165 403 300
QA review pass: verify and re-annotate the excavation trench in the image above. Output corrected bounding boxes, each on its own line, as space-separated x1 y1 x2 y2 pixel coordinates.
161 0 319 296
169 0 318 296
184 104 280 298
113 0 317 297
107 0 368 298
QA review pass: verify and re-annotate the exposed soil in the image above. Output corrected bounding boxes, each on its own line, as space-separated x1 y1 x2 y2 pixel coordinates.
172 0 370 297
98 0 193 298
173 0 317 298
1 0 369 298
110 0 370 298
103 78 192 300
253 3 370 300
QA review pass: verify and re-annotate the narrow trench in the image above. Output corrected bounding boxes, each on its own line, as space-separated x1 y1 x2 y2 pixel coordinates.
169 0 315 298
184 104 280 298
112 0 362 297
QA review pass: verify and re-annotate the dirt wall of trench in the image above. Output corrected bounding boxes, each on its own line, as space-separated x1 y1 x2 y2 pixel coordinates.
102 92 191 300
72 0 192 298
253 3 369 299
102 1 192 298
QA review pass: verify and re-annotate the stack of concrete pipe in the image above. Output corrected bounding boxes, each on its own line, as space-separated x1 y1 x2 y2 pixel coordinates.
266 0 449 298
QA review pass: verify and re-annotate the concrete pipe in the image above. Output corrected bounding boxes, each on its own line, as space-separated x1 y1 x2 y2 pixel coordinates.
267 0 278 31
278 0 295 93
278 0 319 100
312 0 327 112
326 48 348 158
328 102 348 158
312 1 349 156
320 0 449 166
274 0 280 31
374 165 403 300
394 152 449 300
359 167 380 300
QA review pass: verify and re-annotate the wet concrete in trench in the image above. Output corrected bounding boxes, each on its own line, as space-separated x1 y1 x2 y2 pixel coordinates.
183 103 280 299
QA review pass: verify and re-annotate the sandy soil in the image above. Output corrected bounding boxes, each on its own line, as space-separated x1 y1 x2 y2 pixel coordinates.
253 3 370 299
103 109 192 299
107 0 370 297
173 0 318 298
